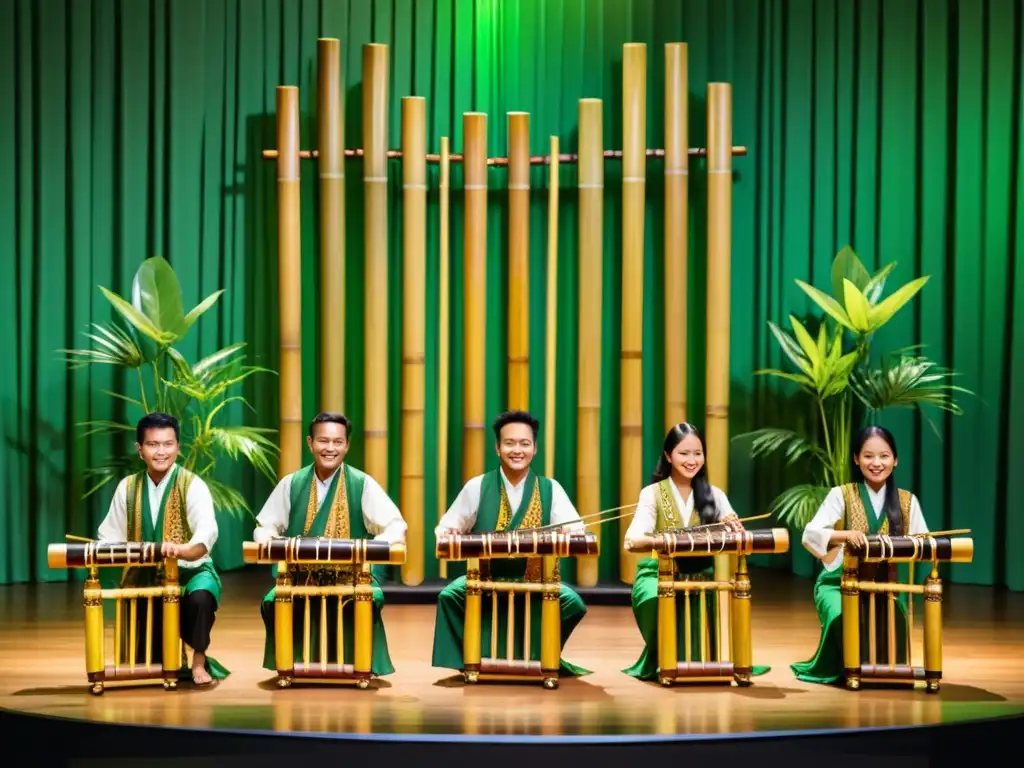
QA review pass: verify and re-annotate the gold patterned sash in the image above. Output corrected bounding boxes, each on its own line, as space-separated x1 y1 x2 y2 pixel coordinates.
127 471 192 544
840 483 912 534
497 478 547 582
300 470 352 578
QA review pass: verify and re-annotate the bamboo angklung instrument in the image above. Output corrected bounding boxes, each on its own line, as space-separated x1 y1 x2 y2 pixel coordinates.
544 136 560 479
276 85 303 476
317 38 345 412
438 137 451 580
620 43 647 584
664 43 689 429
363 43 390 487
463 113 488 482
706 82 734 653
576 99 604 588
401 96 427 585
508 112 531 410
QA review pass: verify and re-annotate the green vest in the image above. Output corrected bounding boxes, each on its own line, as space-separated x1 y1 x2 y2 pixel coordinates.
284 463 368 539
471 469 553 580
653 478 713 575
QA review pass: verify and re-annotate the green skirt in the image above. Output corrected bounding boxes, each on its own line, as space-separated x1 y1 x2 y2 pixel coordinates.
622 558 771 681
431 575 590 676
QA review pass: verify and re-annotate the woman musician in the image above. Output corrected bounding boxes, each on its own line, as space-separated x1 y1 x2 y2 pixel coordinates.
791 425 929 685
621 423 768 681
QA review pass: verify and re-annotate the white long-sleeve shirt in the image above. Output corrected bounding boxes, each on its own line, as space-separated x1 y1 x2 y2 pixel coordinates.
253 465 407 544
623 480 736 548
436 468 585 536
97 465 219 568
802 483 928 572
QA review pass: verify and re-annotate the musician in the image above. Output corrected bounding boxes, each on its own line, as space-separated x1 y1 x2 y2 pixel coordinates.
430 410 590 676
96 412 229 686
253 411 407 676
791 425 929 685
621 423 769 681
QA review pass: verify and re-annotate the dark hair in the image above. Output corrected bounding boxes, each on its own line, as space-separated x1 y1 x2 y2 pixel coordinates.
492 410 540 442
309 412 352 439
650 423 717 525
136 412 180 444
851 425 903 535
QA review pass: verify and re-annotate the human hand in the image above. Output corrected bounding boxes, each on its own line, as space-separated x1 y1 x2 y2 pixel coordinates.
845 530 868 551
723 516 744 533
161 542 181 560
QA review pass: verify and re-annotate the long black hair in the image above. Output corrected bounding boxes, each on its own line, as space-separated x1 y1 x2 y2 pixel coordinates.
650 423 717 524
851 425 903 536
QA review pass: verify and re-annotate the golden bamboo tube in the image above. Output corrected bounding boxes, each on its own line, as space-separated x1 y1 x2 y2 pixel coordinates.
490 589 499 658
128 598 137 667
462 113 488 482
145 596 153 667
544 137 560 478
401 96 427 586
868 595 877 663
161 560 181 682
732 555 752 676
664 43 689 429
363 43 390 488
923 565 942 690
506 591 514 661
275 570 294 673
508 112 530 410
438 138 451 579
354 567 373 674
524 591 532 660
576 99 603 588
318 38 345 412
540 556 561 677
84 574 104 679
620 43 647 584
657 560 677 676
706 83 734 650
114 598 122 669
464 561 483 668
841 565 860 686
277 86 303 476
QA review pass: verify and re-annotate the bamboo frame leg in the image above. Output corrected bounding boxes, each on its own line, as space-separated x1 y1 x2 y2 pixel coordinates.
923 564 942 693
540 555 560 689
657 557 678 686
275 567 294 687
841 561 861 690
731 555 753 685
161 561 181 690
353 565 373 688
83 571 104 695
463 559 482 682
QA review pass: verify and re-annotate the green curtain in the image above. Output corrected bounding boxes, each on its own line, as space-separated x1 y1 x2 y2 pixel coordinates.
1 0 1021 591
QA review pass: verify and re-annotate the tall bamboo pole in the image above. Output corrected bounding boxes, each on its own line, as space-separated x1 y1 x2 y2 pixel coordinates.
462 113 488 483
707 82 734 653
276 86 302 477
576 100 603 588
438 137 451 579
401 96 426 585
544 136 560 479
664 43 689 429
508 112 530 411
620 43 647 584
317 38 345 413
363 44 390 489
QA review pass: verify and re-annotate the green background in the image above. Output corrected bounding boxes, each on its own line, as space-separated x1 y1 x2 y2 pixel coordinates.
1 0 1021 590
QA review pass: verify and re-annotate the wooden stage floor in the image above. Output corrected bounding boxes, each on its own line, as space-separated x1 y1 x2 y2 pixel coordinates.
1 567 1022 739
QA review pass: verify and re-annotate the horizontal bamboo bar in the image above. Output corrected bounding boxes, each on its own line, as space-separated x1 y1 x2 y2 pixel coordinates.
669 580 735 591
98 587 168 599
287 585 373 597
262 146 750 163
466 581 562 594
850 582 927 596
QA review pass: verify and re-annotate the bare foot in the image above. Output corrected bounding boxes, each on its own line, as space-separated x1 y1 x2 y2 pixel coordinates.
191 651 212 686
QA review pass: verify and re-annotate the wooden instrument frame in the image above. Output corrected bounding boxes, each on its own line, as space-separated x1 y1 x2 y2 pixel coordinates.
651 528 789 687
242 538 406 689
839 535 974 693
47 542 183 696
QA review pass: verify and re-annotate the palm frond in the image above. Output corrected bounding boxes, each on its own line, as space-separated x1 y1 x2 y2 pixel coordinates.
58 322 144 370
203 477 255 519
849 353 972 417
736 428 828 467
770 484 831 528
80 454 144 499
77 419 136 439
206 426 280 485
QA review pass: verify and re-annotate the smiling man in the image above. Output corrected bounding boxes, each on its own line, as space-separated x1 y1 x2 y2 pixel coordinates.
430 410 590 677
96 412 229 686
253 411 407 677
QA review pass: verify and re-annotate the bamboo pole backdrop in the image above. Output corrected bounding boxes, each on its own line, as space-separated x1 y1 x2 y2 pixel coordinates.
437 137 451 581
544 136 560 480
462 113 488 484
507 112 531 412
316 38 345 414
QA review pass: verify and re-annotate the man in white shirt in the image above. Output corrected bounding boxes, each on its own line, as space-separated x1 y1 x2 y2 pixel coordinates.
430 410 589 676
96 412 227 685
253 412 407 676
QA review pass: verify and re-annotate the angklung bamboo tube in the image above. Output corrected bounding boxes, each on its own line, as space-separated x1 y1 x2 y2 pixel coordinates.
664 43 689 430
401 96 427 585
317 38 345 412
276 86 303 477
507 112 530 410
363 43 390 489
438 137 451 579
462 113 488 482
706 82 734 651
544 136 560 479
619 43 647 584
576 99 603 588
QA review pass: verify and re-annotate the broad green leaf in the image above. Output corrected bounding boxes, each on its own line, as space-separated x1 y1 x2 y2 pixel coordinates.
165 347 195 381
753 368 816 390
830 245 871 303
767 321 814 378
183 289 225 332
770 484 831 528
864 262 896 305
789 315 821 370
132 257 187 337
194 342 246 377
99 286 171 345
842 279 872 333
795 280 855 331
868 275 930 328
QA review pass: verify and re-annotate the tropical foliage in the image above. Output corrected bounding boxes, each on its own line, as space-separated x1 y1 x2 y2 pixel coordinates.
736 247 971 528
60 256 278 518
